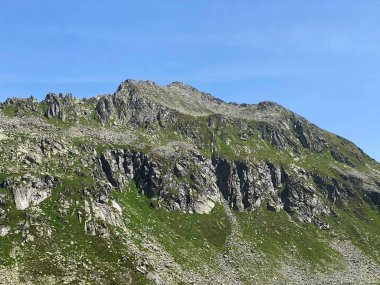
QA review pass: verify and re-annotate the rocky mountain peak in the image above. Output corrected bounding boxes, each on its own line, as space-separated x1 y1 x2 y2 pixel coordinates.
0 79 379 284
257 101 282 111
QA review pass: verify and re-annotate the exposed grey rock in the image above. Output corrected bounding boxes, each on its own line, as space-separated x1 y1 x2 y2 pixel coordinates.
136 258 149 274
95 96 115 123
93 142 376 224
3 175 58 210
146 272 164 285
44 93 66 121
97 148 221 214
0 194 6 206
0 96 39 116
214 158 282 212
0 226 10 236
92 199 125 228
281 176 330 223
173 163 187 177
331 149 354 167
25 153 42 165
369 190 380 210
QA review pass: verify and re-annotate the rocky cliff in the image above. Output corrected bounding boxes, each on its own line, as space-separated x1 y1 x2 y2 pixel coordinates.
0 80 379 284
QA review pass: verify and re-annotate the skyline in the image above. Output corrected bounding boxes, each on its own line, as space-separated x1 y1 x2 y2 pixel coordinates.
0 0 379 161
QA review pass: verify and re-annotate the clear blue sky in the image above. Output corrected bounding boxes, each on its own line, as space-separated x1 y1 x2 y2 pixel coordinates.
0 1 379 161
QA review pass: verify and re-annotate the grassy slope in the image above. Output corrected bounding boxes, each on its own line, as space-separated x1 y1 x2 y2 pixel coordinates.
113 184 231 268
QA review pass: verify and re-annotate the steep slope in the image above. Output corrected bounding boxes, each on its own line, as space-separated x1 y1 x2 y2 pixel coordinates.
0 80 379 284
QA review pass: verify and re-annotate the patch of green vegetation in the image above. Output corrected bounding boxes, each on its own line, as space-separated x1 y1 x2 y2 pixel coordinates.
27 178 150 284
297 151 341 178
0 234 18 266
113 184 231 267
329 202 380 264
96 143 110 156
78 102 102 128
43 116 76 128
95 142 140 158
1 105 17 117
0 173 8 185
0 203 27 266
214 133 239 160
237 208 345 274
37 101 48 112
251 140 292 164
327 133 373 169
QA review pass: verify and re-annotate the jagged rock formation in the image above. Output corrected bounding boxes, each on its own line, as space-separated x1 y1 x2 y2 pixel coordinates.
2 175 58 210
0 80 379 284
97 148 220 214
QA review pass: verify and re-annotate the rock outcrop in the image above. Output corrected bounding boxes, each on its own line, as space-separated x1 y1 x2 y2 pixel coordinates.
97 148 220 214
2 175 58 210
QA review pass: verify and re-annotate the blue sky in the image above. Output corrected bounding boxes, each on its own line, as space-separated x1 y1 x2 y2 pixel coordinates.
0 1 379 161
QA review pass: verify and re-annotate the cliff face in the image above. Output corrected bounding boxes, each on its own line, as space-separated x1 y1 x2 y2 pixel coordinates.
0 80 379 284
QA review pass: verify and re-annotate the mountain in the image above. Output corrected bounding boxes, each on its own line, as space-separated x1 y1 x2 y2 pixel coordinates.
0 79 379 285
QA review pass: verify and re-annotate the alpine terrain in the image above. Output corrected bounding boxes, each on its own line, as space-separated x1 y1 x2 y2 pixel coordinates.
0 79 379 285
